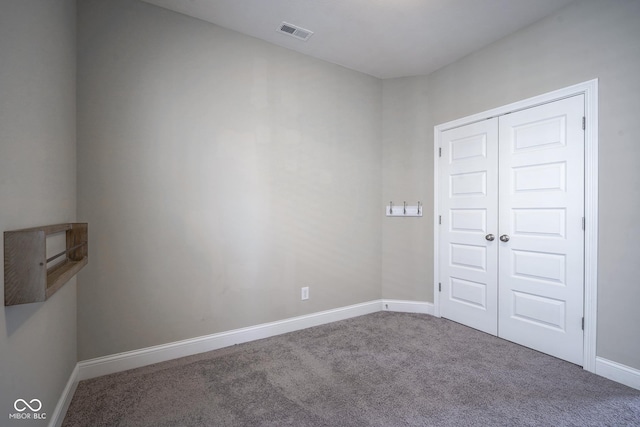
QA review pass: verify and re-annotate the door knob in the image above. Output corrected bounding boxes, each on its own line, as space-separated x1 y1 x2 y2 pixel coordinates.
499 234 510 242
485 234 495 241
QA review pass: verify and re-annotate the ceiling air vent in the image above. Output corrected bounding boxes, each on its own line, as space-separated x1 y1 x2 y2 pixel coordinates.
278 22 313 41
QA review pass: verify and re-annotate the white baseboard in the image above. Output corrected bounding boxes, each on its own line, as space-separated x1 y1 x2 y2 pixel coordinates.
595 357 640 391
49 364 79 427
382 299 434 315
77 300 383 381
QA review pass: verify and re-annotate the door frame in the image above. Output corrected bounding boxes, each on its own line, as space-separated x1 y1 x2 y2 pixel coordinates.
433 79 598 372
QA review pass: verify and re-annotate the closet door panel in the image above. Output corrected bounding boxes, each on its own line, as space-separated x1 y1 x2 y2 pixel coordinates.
439 119 498 335
497 95 585 365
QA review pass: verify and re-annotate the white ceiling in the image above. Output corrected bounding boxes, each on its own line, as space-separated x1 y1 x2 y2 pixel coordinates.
140 0 575 79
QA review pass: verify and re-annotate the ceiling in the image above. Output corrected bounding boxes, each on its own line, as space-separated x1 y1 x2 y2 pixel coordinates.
140 0 575 79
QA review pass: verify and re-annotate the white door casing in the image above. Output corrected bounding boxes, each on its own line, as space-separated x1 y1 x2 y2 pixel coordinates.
433 80 598 370
498 95 584 365
439 119 498 335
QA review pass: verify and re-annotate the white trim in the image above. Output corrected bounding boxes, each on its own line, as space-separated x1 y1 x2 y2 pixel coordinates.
433 79 598 372
433 128 441 319
77 300 382 381
49 364 79 427
595 357 640 391
582 80 599 373
382 299 434 315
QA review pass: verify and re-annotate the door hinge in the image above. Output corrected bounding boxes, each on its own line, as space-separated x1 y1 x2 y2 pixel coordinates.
439 215 442 225
582 217 585 230
582 116 586 130
582 317 584 330
439 282 442 292
439 147 442 157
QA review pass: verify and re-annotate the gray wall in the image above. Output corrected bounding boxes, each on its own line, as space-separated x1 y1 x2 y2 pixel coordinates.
0 0 77 423
76 0 640 373
381 76 432 301
77 0 382 360
383 0 640 369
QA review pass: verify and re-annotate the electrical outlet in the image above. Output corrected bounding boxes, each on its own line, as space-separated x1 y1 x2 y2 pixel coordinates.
301 287 309 301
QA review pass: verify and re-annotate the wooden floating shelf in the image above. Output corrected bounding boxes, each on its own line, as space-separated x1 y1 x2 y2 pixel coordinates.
4 223 88 306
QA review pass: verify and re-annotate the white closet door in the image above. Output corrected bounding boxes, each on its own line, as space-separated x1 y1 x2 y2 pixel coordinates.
497 95 585 365
439 119 499 335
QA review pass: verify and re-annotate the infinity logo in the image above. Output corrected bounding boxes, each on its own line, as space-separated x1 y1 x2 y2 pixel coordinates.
14 399 42 412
